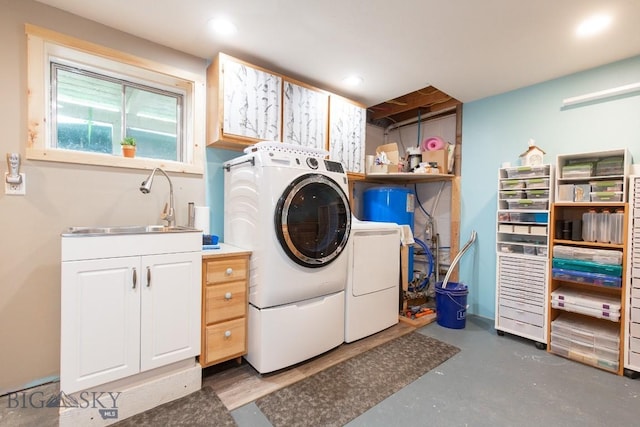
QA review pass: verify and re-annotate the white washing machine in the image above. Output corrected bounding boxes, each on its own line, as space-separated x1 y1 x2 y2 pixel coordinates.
345 218 401 343
224 141 352 373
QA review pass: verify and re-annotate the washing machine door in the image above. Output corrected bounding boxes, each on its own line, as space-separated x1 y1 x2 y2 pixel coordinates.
275 173 351 268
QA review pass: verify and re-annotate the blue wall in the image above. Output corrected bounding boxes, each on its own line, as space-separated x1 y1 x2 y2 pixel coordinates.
460 55 640 319
205 147 241 239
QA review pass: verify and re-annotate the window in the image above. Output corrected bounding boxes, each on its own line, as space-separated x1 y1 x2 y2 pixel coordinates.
26 25 205 174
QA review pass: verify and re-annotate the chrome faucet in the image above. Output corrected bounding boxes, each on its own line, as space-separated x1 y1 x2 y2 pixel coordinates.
140 168 175 227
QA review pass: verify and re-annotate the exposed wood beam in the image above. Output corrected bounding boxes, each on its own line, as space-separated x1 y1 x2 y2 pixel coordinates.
369 86 459 121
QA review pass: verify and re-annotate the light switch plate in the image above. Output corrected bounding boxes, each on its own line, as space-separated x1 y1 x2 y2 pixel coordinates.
4 173 26 195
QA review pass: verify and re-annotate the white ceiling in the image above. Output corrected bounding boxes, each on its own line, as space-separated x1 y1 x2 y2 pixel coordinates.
35 0 640 107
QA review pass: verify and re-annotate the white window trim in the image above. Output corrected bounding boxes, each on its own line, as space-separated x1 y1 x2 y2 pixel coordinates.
26 24 205 175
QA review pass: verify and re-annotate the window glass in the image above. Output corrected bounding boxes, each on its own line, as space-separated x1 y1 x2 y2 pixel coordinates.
26 24 205 175
53 63 182 161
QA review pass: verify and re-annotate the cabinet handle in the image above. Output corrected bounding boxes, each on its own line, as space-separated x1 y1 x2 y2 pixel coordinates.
132 268 137 289
224 330 231 338
224 292 232 300
225 267 233 276
146 266 151 287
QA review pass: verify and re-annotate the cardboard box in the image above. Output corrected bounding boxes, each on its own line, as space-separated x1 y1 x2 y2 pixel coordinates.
375 143 400 167
421 149 448 174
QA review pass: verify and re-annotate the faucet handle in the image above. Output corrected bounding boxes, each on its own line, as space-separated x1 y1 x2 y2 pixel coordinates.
160 202 169 220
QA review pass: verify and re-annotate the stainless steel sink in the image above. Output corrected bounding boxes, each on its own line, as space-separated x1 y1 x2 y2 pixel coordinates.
62 225 201 236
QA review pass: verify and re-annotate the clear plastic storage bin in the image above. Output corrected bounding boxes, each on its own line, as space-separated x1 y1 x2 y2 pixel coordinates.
501 179 526 190
590 192 623 202
552 245 623 264
595 157 624 176
590 180 623 192
506 199 548 210
504 165 550 178
525 189 549 199
551 268 622 288
500 190 525 200
525 178 549 189
562 163 593 178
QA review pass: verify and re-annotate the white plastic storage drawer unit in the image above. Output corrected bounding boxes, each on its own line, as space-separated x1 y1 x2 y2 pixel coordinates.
626 176 640 376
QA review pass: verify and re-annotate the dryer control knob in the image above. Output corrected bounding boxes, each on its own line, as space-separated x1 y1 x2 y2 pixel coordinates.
306 157 319 169
225 267 233 275
224 330 231 338
224 292 232 300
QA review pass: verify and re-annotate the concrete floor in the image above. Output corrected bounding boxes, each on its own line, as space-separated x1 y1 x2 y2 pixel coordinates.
232 315 640 426
3 315 640 426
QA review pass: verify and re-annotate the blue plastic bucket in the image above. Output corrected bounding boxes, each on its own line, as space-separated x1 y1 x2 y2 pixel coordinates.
435 281 469 329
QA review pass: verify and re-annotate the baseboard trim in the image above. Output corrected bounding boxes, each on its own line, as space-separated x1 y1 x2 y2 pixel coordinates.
59 361 201 426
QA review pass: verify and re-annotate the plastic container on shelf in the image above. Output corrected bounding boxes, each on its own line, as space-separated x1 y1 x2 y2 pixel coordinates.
504 165 550 178
498 243 523 254
551 268 622 288
525 189 549 199
551 287 622 312
500 190 526 200
525 177 549 189
552 245 623 264
550 333 619 364
498 211 511 222
529 225 548 235
506 199 548 210
551 299 621 321
523 246 537 256
590 180 623 192
562 163 593 178
536 247 548 257
501 179 526 190
551 313 620 350
596 210 611 243
552 258 623 276
582 209 598 242
610 209 624 245
595 157 624 176
590 192 623 202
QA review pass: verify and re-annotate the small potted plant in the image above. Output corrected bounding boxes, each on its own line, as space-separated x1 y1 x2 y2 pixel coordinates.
121 137 136 158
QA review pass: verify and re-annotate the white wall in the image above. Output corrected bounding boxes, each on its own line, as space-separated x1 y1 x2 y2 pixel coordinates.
0 0 208 394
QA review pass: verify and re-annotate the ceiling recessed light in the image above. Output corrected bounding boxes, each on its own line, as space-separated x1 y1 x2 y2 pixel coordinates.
343 75 363 86
576 14 612 37
208 17 237 37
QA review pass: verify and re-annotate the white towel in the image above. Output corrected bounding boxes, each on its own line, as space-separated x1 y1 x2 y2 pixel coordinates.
399 224 415 246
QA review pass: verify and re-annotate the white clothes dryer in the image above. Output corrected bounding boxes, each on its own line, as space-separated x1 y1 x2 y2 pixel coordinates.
224 141 351 373
345 218 401 343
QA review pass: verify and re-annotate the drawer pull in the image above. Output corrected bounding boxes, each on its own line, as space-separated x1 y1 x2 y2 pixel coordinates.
224 330 231 338
224 292 232 300
225 267 233 276
132 268 137 289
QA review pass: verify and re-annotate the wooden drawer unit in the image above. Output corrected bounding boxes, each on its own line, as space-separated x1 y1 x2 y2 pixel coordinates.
201 250 251 367
204 318 246 366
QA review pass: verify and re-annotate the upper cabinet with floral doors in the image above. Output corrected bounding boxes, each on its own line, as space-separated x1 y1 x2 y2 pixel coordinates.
282 78 329 152
207 53 282 151
329 95 366 175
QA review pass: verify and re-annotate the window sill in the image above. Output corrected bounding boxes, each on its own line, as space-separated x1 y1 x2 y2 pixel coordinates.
26 148 203 175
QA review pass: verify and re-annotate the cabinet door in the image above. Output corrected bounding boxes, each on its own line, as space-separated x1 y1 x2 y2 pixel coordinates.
222 58 281 141
140 252 201 371
61 257 140 394
283 80 329 150
329 95 366 173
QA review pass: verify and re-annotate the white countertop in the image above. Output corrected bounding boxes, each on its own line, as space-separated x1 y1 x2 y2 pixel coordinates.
202 242 251 258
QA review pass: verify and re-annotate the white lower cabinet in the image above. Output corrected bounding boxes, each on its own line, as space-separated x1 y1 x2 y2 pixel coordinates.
495 255 548 346
61 234 201 394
